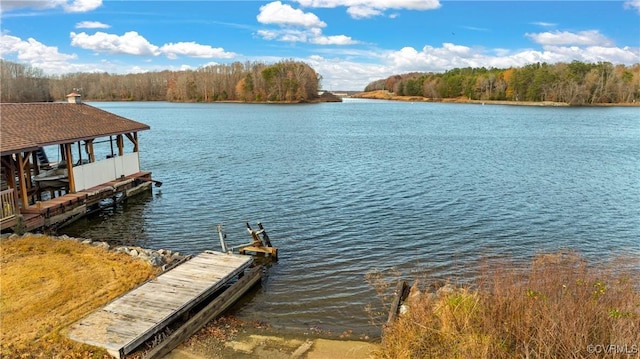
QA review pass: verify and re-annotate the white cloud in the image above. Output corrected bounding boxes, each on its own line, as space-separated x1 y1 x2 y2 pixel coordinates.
0 0 102 13
256 29 280 41
70 31 161 56
382 42 640 76
256 28 357 45
75 21 110 29
160 42 236 59
257 28 307 42
531 21 557 28
311 34 358 45
306 54 391 90
62 0 102 12
347 5 383 19
69 31 238 60
257 1 326 28
624 0 640 13
525 30 614 47
0 34 77 73
295 0 441 19
256 2 358 46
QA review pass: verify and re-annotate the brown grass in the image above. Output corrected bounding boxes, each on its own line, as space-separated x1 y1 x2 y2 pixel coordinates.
371 252 640 358
0 234 159 358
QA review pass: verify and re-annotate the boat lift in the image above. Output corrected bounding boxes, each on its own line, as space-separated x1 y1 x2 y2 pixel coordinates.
217 222 278 260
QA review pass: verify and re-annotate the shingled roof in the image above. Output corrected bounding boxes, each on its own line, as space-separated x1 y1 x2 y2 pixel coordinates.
1 102 150 155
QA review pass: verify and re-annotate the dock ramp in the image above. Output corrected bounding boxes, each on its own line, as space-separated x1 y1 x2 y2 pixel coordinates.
67 251 253 358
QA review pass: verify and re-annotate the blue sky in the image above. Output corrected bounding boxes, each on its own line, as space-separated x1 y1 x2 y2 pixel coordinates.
1 0 639 90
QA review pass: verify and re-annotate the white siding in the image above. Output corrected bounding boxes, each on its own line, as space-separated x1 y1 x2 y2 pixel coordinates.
72 153 141 191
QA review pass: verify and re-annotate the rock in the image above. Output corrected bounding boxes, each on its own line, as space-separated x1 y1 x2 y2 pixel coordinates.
137 252 150 261
148 256 164 266
93 241 110 250
82 239 93 245
130 249 139 257
115 246 130 255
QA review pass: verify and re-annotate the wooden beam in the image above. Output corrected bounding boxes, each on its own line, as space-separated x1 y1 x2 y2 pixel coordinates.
64 144 76 193
86 139 95 163
22 151 34 194
124 132 140 152
117 134 124 156
143 266 263 359
387 281 410 325
31 151 42 202
16 153 29 209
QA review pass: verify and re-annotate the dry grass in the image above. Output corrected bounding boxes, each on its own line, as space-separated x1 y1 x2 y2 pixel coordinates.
0 234 159 358
372 252 640 358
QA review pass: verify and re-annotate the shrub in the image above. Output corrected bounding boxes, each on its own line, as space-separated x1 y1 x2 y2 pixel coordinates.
371 252 640 358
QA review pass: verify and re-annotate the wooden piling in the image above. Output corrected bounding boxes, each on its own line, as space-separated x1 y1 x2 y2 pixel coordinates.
387 281 410 325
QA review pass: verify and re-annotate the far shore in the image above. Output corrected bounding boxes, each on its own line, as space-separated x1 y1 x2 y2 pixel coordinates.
350 90 640 107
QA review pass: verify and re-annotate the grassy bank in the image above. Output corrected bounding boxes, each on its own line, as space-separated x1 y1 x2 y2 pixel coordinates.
372 252 640 358
0 234 159 358
352 90 640 107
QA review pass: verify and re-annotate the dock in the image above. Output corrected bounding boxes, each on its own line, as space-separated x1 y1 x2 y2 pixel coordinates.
67 251 254 358
17 171 153 232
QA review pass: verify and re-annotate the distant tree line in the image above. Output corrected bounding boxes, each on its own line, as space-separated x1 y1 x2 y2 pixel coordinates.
364 61 640 105
0 59 321 103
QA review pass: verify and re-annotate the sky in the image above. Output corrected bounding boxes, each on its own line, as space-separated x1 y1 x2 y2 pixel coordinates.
0 0 639 91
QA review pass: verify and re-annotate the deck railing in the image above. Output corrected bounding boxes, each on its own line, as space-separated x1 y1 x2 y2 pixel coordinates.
1 188 17 222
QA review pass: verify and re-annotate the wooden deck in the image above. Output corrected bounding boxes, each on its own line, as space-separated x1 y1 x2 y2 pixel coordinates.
5 171 154 232
66 251 253 358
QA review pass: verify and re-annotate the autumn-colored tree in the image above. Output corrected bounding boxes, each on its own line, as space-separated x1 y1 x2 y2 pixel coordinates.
363 61 639 105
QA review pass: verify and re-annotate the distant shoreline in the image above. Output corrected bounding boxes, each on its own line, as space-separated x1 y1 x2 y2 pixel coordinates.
350 90 640 107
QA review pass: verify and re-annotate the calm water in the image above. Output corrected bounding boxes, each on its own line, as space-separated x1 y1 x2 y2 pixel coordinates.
62 99 640 335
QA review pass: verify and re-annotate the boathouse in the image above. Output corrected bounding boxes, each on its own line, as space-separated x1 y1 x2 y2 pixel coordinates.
1 95 154 232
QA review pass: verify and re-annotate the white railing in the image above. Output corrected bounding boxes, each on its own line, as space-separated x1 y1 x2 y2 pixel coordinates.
72 152 141 191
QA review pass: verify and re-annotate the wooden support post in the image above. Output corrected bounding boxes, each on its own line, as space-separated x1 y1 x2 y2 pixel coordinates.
143 266 263 359
117 134 124 156
64 144 76 193
387 281 410 325
16 153 29 209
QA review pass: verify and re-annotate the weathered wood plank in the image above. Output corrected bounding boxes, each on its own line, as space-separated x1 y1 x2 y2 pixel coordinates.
66 251 252 358
144 266 263 359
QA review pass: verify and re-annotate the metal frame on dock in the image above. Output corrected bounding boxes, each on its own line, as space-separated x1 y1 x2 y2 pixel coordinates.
217 222 278 259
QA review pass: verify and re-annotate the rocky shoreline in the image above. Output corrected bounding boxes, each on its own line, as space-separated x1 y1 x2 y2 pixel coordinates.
1 232 188 269
1 233 380 358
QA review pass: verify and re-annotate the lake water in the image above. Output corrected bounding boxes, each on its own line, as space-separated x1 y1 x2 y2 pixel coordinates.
62 99 640 336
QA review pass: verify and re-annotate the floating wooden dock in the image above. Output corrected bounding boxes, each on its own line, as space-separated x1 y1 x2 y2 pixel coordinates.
67 251 253 358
